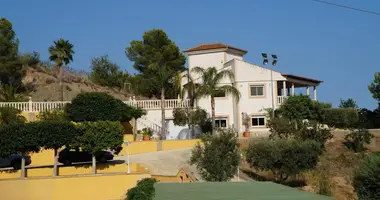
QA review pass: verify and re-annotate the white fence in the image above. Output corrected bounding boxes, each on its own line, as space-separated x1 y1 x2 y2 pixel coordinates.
0 97 191 112
277 96 287 105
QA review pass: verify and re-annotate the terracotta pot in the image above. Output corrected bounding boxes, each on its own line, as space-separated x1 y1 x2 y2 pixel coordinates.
143 135 150 141
243 131 251 137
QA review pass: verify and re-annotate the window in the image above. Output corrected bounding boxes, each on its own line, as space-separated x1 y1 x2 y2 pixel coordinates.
250 85 264 97
252 116 265 127
214 90 226 98
215 118 227 128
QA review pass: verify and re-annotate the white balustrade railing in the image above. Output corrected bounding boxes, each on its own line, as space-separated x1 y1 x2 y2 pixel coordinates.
32 101 71 112
0 102 30 111
0 98 190 112
125 99 190 109
136 116 169 139
277 96 287 105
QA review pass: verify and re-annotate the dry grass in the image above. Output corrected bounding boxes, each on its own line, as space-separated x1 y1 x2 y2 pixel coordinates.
23 67 147 101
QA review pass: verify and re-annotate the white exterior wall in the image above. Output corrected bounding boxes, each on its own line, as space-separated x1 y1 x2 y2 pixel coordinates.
187 54 237 128
188 52 225 71
226 52 243 62
233 60 286 132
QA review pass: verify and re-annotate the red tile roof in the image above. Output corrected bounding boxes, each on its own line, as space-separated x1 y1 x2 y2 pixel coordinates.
281 74 323 84
184 43 248 54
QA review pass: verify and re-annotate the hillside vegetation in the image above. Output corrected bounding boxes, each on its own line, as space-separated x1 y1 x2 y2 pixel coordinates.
23 67 145 102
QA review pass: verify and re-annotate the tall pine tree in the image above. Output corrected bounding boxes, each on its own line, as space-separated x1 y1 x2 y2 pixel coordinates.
0 18 26 101
126 29 186 140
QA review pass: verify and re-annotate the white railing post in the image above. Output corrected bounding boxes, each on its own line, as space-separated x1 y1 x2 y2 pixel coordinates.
132 96 136 107
28 97 33 112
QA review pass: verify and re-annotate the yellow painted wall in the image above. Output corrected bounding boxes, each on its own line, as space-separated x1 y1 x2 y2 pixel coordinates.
0 163 147 180
29 148 55 166
0 173 150 200
152 168 198 183
161 139 200 151
29 140 198 167
124 134 134 141
0 169 21 179
117 141 158 156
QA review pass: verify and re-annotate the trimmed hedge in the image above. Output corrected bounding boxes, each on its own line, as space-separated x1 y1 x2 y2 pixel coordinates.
246 139 322 181
0 123 40 157
36 121 81 150
322 108 359 129
75 121 124 154
65 92 145 122
353 153 380 200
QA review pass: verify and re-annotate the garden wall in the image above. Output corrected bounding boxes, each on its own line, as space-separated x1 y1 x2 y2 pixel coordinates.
0 173 150 200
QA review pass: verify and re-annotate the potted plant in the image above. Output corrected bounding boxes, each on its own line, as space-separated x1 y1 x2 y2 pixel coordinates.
141 128 153 141
135 130 143 141
242 112 251 137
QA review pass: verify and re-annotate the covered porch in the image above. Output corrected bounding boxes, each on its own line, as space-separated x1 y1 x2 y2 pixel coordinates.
276 74 323 106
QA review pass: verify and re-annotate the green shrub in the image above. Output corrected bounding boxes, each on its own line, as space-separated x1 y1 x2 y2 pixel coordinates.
0 123 40 157
126 178 157 200
173 107 209 137
189 128 240 181
39 109 68 121
322 108 359 129
140 128 153 137
246 139 322 181
276 95 328 122
353 153 380 200
296 120 333 148
199 117 213 134
268 118 332 148
0 107 26 125
65 92 145 122
36 121 80 150
345 129 374 152
267 117 297 139
75 121 124 155
358 108 380 129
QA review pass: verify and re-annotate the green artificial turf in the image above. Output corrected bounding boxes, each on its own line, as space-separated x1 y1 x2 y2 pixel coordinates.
153 182 333 200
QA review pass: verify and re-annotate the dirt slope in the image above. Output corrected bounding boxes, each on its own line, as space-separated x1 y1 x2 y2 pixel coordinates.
23 67 145 101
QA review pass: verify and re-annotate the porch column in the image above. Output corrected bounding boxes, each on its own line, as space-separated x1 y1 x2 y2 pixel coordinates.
313 86 317 101
306 86 310 96
291 83 295 96
283 81 287 96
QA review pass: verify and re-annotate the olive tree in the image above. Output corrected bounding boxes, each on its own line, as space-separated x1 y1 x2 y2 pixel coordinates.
246 139 322 182
189 128 240 181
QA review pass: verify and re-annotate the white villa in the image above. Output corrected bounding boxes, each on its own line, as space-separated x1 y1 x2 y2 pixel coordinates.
171 43 323 138
0 43 322 139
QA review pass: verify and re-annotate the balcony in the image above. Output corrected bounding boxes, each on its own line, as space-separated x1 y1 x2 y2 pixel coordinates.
277 96 287 106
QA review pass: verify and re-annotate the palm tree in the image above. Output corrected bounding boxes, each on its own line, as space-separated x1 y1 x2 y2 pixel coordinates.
182 71 200 107
191 67 240 131
149 67 178 140
48 38 75 101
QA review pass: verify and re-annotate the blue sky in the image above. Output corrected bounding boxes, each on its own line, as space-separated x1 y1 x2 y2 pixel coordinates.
1 0 379 108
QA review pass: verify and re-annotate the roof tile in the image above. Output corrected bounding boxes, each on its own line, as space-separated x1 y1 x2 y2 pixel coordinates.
184 43 248 54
